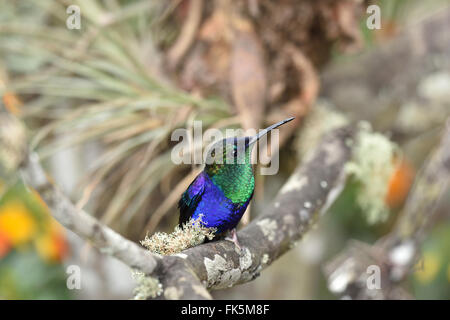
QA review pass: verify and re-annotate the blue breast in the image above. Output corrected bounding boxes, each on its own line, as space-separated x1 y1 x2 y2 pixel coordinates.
189 173 250 233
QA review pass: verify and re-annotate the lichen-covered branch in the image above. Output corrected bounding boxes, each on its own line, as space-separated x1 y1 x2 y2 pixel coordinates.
17 125 353 300
385 119 450 281
21 153 160 275
152 126 354 299
154 255 213 300
324 119 450 299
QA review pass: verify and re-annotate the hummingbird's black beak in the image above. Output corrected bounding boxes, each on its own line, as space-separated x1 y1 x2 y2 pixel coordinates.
248 117 295 147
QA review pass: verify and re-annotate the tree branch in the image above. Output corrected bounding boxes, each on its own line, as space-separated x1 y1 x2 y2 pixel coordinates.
21 153 160 275
324 119 450 299
18 126 353 299
385 118 450 280
153 126 354 298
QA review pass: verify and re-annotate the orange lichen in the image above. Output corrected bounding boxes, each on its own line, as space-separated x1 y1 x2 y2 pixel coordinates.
385 158 415 208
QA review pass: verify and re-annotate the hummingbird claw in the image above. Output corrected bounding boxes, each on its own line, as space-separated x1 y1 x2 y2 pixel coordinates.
225 228 241 251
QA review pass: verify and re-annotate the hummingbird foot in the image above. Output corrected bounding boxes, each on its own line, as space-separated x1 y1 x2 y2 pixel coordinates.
225 228 241 251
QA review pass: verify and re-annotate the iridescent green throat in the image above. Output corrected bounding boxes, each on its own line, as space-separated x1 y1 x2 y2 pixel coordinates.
205 150 255 204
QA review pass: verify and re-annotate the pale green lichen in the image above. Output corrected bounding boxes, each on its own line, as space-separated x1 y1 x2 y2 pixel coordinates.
204 247 253 289
256 218 277 242
395 72 450 133
418 71 450 102
296 100 349 158
261 254 269 265
204 254 241 289
280 175 308 194
345 122 398 224
141 215 216 255
164 286 185 300
131 270 163 300
395 101 446 132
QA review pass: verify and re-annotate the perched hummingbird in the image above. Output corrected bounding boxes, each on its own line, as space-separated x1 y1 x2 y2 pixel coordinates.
178 117 294 247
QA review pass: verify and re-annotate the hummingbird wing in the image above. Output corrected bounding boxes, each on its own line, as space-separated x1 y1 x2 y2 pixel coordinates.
178 174 205 226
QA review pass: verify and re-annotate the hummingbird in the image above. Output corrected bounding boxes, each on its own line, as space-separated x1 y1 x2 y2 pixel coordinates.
178 117 294 248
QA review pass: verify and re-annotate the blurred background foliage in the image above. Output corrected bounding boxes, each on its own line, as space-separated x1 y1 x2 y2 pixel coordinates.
0 181 69 299
0 0 449 299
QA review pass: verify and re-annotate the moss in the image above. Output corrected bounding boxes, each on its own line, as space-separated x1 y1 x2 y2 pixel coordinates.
131 270 163 300
345 122 398 224
141 215 216 255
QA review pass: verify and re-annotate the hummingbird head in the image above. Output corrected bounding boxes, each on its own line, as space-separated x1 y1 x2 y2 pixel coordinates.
204 117 295 178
